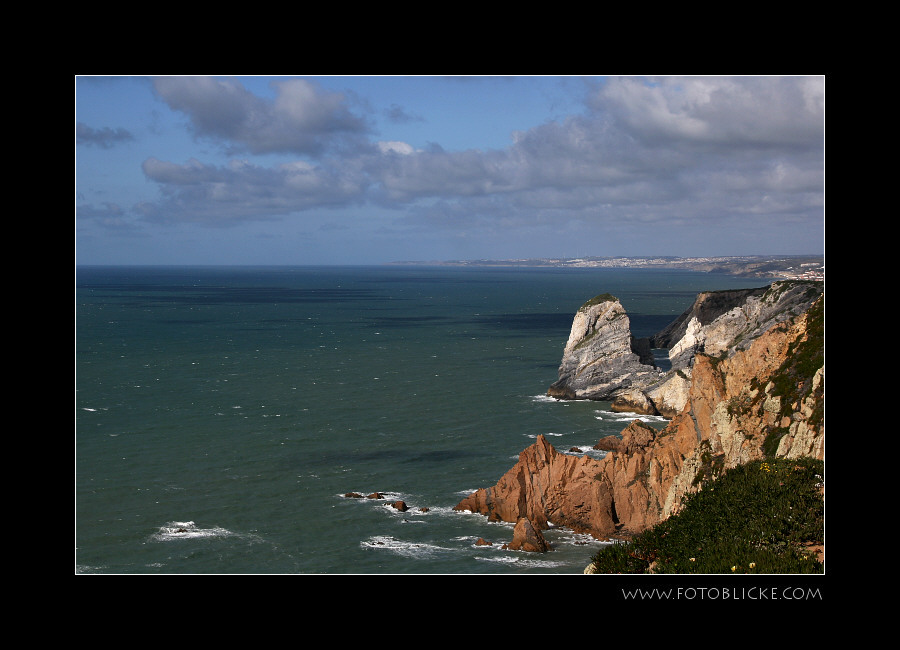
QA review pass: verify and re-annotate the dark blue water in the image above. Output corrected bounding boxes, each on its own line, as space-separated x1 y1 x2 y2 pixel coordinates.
75 265 759 574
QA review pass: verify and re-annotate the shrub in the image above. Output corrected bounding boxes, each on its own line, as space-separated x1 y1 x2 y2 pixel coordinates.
589 457 824 574
579 293 618 312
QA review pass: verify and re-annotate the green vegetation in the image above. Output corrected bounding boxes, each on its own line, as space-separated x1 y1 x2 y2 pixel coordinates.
573 330 598 351
691 440 725 486
764 295 824 451
770 297 823 412
579 293 618 312
762 280 821 304
589 457 824 574
763 426 791 458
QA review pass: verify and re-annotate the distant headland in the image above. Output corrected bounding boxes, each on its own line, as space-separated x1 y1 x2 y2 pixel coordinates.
387 255 824 281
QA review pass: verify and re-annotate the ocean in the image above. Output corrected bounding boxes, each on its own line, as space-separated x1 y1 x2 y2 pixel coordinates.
75 265 760 575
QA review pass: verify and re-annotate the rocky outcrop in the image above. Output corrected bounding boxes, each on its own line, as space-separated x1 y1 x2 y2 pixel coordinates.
653 281 823 363
546 294 665 407
650 287 769 351
459 290 824 541
507 518 551 552
453 433 616 537
548 281 824 417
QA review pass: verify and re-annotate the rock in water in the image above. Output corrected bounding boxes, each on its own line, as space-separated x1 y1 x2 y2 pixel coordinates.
453 434 617 539
548 281 824 418
546 294 663 404
508 518 550 552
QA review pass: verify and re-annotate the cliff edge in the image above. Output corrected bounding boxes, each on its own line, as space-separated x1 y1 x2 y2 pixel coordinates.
456 285 824 541
548 280 823 417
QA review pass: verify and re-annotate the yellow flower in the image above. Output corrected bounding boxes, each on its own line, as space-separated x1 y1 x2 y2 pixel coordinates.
731 566 736 572
749 562 756 569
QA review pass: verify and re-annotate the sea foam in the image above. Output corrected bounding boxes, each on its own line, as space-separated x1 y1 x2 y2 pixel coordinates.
151 521 237 542
594 409 667 424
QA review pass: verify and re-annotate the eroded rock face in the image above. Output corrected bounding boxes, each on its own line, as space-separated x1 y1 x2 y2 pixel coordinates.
546 295 664 403
549 281 824 418
453 434 618 538
461 294 824 541
657 281 823 363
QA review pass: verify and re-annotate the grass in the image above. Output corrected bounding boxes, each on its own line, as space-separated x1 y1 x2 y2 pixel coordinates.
579 293 618 312
588 457 824 574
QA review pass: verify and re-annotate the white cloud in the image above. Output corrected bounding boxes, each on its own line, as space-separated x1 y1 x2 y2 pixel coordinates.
152 76 371 156
590 76 824 147
125 75 823 256
377 141 416 155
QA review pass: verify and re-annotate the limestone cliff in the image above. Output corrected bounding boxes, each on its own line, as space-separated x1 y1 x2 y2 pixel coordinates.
548 281 823 417
457 287 824 541
546 294 664 403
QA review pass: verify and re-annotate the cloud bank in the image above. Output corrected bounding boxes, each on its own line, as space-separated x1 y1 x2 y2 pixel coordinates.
77 75 825 263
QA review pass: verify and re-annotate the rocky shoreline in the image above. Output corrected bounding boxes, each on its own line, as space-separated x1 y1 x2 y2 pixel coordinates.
453 280 825 553
548 281 823 418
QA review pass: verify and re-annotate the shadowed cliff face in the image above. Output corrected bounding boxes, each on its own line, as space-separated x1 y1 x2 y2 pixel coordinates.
459 289 824 541
649 287 769 349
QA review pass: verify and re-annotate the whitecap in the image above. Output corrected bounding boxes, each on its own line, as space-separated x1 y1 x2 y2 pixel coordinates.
339 490 405 502
550 529 614 548
151 520 237 542
561 445 607 459
474 554 520 564
360 535 453 559
524 431 563 439
473 554 566 568
594 409 667 423
75 564 108 574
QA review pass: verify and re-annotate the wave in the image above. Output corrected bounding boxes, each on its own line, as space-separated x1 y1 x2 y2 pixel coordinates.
360 535 455 559
339 491 438 518
594 409 667 424
474 554 567 568
150 520 241 542
339 490 406 501
561 445 608 459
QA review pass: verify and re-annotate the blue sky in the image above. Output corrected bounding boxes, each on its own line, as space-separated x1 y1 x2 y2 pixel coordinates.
75 75 825 266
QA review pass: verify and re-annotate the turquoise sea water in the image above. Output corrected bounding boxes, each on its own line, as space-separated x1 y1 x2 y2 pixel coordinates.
75 265 759 575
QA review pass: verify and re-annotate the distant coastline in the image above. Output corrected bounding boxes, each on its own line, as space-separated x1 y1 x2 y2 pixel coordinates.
387 255 824 281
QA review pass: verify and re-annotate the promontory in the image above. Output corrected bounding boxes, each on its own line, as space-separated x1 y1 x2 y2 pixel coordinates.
454 279 824 543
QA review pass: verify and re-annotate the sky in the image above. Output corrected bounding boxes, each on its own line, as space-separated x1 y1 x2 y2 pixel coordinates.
75 75 825 266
